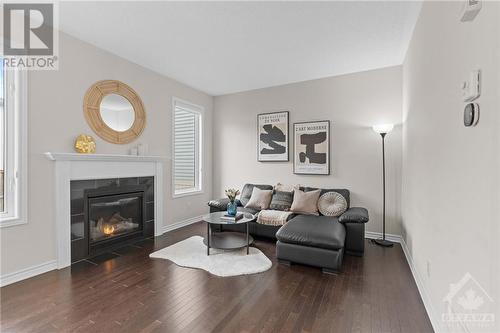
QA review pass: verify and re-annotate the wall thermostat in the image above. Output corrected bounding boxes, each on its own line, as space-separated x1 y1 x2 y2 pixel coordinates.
464 103 479 127
462 70 481 102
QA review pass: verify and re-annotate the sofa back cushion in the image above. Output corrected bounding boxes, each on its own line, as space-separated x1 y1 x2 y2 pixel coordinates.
301 187 350 208
269 191 294 211
240 183 273 206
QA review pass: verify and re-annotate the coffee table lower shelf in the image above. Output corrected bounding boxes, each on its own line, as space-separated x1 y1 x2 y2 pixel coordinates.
203 232 254 255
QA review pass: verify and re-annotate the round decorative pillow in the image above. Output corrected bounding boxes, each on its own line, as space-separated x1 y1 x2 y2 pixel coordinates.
317 191 347 217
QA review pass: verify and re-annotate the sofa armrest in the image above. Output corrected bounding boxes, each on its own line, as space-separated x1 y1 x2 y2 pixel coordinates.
207 198 241 211
338 207 369 224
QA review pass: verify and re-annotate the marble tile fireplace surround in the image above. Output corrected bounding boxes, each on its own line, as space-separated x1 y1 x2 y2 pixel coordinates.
45 153 165 269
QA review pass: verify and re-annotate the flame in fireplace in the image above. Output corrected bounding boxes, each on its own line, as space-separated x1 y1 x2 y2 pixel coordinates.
102 224 115 235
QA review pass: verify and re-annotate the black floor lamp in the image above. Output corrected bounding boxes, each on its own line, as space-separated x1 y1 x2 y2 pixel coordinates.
372 124 394 247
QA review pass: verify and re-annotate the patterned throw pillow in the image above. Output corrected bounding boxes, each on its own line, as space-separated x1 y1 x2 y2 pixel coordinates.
317 191 348 217
290 189 321 216
244 187 273 210
269 191 294 211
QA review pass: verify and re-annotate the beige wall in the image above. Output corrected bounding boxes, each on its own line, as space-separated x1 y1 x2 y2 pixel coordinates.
402 1 499 331
0 33 213 275
213 66 403 235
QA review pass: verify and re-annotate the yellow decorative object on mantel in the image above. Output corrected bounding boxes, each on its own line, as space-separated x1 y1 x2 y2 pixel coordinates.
74 134 96 154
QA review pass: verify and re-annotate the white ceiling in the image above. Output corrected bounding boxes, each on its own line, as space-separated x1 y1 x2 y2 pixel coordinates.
59 1 422 96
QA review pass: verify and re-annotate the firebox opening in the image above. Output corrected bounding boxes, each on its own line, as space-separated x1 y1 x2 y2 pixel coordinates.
85 185 147 257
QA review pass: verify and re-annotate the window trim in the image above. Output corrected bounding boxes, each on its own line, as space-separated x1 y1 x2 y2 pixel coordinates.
171 97 203 199
0 67 28 228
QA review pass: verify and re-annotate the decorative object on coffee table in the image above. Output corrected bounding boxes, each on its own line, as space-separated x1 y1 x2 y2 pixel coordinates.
257 111 289 162
372 124 394 247
293 121 330 175
225 188 240 216
74 134 96 153
202 211 255 255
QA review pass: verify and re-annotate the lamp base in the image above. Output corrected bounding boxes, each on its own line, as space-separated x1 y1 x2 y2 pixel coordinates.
372 239 394 247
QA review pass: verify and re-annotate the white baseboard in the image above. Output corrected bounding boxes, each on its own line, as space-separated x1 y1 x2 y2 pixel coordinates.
365 230 402 243
400 238 442 333
365 230 440 332
162 215 203 234
0 260 57 287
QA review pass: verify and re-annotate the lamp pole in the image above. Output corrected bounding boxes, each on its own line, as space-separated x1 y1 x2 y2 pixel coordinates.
373 131 393 247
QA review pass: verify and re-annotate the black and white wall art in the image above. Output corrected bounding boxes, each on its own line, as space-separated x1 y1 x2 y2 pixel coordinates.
257 111 289 161
293 121 330 175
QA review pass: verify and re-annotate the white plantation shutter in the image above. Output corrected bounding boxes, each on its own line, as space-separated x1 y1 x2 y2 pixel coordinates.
173 99 202 195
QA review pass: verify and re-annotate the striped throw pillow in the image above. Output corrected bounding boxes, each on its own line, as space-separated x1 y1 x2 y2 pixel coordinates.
269 191 294 211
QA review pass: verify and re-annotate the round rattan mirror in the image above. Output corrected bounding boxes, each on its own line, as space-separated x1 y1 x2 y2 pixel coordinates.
83 80 146 144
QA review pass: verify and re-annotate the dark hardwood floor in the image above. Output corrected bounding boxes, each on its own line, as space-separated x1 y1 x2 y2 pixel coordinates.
1 222 433 332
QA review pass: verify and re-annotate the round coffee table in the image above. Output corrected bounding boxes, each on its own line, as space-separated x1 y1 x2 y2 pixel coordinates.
202 211 256 255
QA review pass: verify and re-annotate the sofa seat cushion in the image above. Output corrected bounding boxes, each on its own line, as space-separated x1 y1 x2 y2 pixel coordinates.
276 215 345 251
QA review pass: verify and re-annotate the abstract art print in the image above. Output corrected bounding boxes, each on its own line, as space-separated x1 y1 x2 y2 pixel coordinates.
257 111 289 162
293 121 330 175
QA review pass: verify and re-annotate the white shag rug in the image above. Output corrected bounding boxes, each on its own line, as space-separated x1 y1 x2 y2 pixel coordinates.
149 236 272 277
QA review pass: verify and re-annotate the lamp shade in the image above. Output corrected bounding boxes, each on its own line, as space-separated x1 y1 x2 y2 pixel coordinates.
372 124 394 134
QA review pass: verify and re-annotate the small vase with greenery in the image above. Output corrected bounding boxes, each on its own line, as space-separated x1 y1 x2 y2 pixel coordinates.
225 188 240 216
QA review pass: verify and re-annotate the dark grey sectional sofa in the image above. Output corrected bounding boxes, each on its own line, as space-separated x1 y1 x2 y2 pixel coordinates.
208 183 369 273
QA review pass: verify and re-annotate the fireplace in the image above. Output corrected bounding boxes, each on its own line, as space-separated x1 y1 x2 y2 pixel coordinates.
46 152 164 269
70 177 155 263
86 185 145 255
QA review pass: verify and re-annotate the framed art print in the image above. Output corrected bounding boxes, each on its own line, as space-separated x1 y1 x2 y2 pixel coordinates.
257 111 289 162
293 120 330 175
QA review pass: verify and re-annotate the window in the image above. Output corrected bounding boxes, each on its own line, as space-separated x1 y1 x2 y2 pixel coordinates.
172 98 202 197
0 60 27 227
0 61 4 213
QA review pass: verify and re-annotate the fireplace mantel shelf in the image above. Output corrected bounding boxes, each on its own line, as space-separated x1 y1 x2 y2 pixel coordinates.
45 152 168 162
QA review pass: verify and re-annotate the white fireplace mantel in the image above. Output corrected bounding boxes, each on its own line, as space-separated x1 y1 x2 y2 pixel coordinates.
44 152 168 162
45 152 167 269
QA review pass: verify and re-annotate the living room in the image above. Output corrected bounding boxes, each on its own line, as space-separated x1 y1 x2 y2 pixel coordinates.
1 1 499 332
